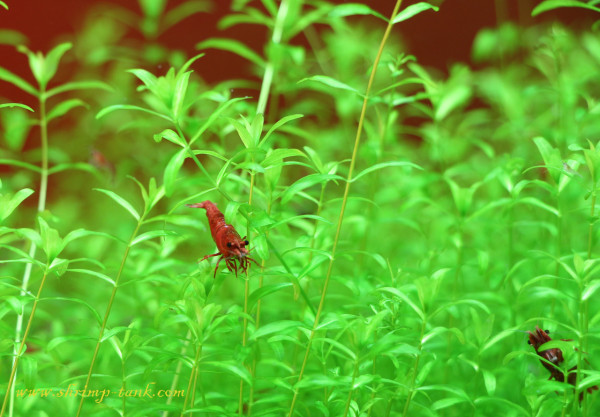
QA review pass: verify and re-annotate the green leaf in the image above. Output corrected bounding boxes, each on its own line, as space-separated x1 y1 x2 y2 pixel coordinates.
0 159 41 173
94 188 140 221
532 0 600 16
154 128 186 147
197 38 265 67
127 68 158 92
261 148 306 168
482 369 496 396
351 161 422 182
100 326 130 343
392 2 439 24
259 114 303 147
435 84 471 120
0 67 37 96
0 102 33 111
38 217 62 261
40 42 72 88
0 188 34 223
173 70 192 120
164 149 187 197
203 361 253 386
280 173 343 203
229 117 254 148
46 98 88 122
20 355 37 389
583 280 600 301
0 2 8 10
130 230 178 246
189 97 248 145
248 283 293 311
47 335 94 352
299 75 360 95
329 3 387 21
69 268 116 286
379 287 425 320
96 104 172 122
249 320 305 341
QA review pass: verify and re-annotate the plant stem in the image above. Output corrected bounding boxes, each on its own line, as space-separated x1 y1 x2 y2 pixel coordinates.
256 0 289 116
4 91 49 417
180 342 203 417
287 2 403 414
162 329 192 417
1 269 49 417
401 319 426 417
239 171 255 415
75 220 143 417
342 359 359 417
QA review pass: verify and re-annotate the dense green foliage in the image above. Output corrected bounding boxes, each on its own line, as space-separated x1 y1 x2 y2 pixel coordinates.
2 0 600 416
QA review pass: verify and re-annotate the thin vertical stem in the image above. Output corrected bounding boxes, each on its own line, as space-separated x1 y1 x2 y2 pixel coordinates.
256 0 289 116
4 91 48 417
239 171 255 415
287 2 403 414
401 320 426 417
1 270 49 417
342 359 359 417
180 343 203 417
75 221 143 417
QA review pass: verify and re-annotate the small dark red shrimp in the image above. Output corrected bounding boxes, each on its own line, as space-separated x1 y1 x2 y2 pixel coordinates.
187 200 259 278
527 326 598 401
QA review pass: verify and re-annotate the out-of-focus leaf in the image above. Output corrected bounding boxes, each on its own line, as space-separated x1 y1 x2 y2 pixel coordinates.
94 188 140 220
532 0 600 16
46 99 88 122
392 3 439 24
197 38 265 67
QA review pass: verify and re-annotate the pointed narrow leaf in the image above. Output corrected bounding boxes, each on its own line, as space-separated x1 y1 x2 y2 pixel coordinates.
173 70 192 120
250 320 305 341
379 287 424 320
127 68 158 92
94 188 140 220
197 38 265 67
164 149 187 197
329 3 387 20
96 104 172 122
47 98 88 122
260 114 303 147
189 97 248 145
154 128 186 147
0 103 34 111
248 283 293 310
392 3 439 24
532 0 600 16
299 75 360 94
352 161 422 182
0 188 34 222
0 67 37 95
41 42 72 87
131 230 177 246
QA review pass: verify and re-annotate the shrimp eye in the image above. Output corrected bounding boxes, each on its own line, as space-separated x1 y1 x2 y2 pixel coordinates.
545 329 550 334
527 340 531 345
227 242 232 248
244 240 249 245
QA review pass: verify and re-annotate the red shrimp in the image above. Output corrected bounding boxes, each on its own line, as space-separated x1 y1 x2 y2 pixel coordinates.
527 326 598 401
187 201 259 278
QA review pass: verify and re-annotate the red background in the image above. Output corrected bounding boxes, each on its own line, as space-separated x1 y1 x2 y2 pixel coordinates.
0 0 593 94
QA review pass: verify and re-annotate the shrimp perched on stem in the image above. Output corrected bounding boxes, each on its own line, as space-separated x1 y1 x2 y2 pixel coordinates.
527 326 598 401
187 201 259 278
